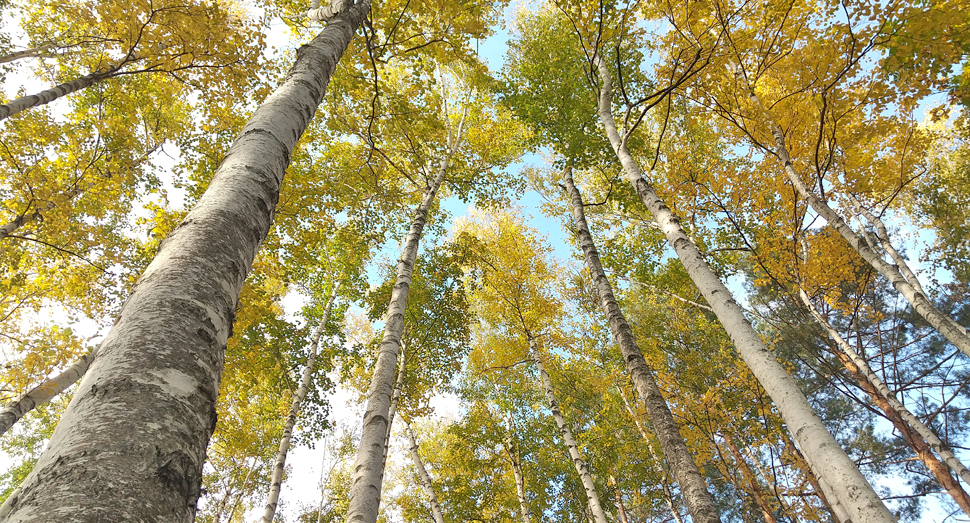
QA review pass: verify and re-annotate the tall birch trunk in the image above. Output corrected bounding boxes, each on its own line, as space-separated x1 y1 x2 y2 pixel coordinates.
563 167 721 523
344 109 463 522
798 288 970 515
617 386 686 523
261 283 341 523
741 87 970 358
0 65 121 121
0 3 370 520
504 413 534 523
404 422 446 523
529 336 609 523
381 343 407 471
0 347 97 436
592 56 896 523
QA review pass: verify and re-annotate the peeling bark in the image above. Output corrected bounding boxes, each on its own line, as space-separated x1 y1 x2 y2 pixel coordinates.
261 284 340 523
563 167 720 523
530 337 609 523
0 3 370 521
0 347 97 436
404 422 446 523
592 56 896 523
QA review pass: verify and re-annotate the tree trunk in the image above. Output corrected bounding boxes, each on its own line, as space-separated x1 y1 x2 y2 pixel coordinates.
261 283 341 523
404 422 446 523
617 386 685 523
798 288 970 516
781 434 845 523
381 342 407 471
504 413 534 523
0 347 97 436
0 66 120 121
563 167 721 523
530 337 609 523
592 56 896 523
0 2 370 520
743 87 970 359
0 44 53 64
722 433 778 523
344 109 463 522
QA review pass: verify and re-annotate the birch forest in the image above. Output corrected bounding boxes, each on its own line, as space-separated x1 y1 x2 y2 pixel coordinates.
1 0 969 520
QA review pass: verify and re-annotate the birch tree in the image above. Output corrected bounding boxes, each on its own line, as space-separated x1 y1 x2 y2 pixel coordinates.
0 2 371 519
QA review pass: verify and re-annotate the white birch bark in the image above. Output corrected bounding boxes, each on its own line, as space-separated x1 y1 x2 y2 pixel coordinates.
0 44 53 64
798 288 970 502
404 422 446 523
564 167 721 523
592 56 896 523
530 337 609 523
381 342 407 471
0 347 97 436
344 105 464 522
741 88 970 358
0 65 120 121
261 283 341 523
0 3 370 520
849 197 930 300
503 413 534 523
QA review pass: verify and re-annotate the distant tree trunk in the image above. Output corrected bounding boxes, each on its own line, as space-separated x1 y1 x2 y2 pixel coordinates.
798 288 970 516
0 347 97 436
0 44 53 64
503 413 534 523
0 2 370 520
563 167 721 523
529 336 609 523
381 342 407 471
722 433 777 523
742 86 970 359
592 56 896 523
345 103 465 522
261 283 341 523
404 422 446 523
0 64 122 121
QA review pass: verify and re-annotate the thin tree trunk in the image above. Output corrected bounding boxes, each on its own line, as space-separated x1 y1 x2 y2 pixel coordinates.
722 433 778 523
849 197 930 299
0 44 53 64
0 66 120 121
592 56 896 523
0 347 97 436
404 422 445 523
609 475 631 523
261 283 341 523
381 342 407 471
742 87 970 359
798 288 970 515
345 104 464 523
617 386 685 523
563 167 721 523
504 413 533 523
530 337 609 523
0 2 370 520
